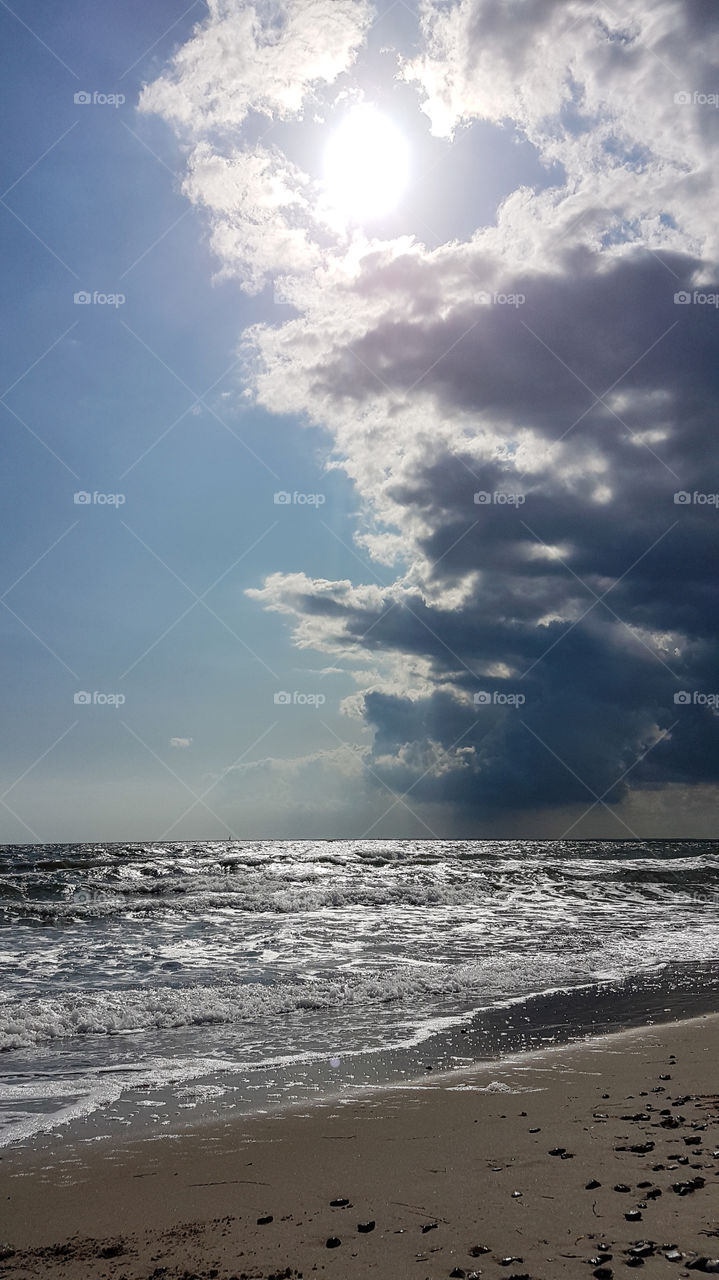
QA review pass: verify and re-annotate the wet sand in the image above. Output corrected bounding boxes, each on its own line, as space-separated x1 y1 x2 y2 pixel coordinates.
1 1012 718 1278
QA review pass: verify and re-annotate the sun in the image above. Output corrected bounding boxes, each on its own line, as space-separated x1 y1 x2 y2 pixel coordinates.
322 105 410 221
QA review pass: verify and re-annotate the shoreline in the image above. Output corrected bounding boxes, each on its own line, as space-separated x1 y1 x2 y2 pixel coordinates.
4 960 719 1162
1 1012 718 1277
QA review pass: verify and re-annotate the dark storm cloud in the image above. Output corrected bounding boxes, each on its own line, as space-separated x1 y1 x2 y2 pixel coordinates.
250 245 719 814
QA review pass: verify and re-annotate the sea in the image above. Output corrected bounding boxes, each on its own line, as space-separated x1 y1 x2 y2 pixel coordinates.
1 839 718 1156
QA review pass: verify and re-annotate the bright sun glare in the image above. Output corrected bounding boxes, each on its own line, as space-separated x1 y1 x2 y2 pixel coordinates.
323 105 410 220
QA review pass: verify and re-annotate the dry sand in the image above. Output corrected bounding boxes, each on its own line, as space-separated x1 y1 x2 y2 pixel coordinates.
1 1013 718 1279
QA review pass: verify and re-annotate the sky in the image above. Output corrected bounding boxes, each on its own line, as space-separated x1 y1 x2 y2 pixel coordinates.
1 0 718 843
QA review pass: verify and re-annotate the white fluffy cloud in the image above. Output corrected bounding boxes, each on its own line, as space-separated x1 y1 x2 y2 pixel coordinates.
139 0 373 131
403 0 719 266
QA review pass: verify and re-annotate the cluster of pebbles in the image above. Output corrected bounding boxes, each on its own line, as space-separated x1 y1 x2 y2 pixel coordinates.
573 1061 719 1277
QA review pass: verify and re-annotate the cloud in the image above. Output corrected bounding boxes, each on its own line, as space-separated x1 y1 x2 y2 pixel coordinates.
402 0 719 265
142 0 719 830
139 0 373 133
169 737 193 749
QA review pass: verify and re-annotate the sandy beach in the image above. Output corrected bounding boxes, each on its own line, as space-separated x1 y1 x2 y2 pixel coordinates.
1 1013 718 1279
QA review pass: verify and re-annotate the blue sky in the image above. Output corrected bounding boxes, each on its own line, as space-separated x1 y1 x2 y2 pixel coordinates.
2 0 718 842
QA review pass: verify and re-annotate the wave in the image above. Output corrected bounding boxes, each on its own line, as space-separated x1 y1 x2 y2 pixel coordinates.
0 960 567 1050
3 856 717 921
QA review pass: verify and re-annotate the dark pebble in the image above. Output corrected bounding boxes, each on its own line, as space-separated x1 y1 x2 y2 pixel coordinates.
330 1198 350 1206
469 1245 491 1256
421 1222 438 1233
529 1127 541 1133
593 1270 613 1279
625 1258 644 1268
326 1237 341 1249
646 1188 662 1200
672 1176 705 1195
357 1222 375 1233
627 1243 655 1258
614 1184 632 1193
684 1136 702 1146
659 1074 671 1080
637 1181 652 1188
586 1180 602 1189
625 1211 643 1221
257 1215 273 1225
449 1270 466 1278
548 1147 566 1155
560 1151 574 1159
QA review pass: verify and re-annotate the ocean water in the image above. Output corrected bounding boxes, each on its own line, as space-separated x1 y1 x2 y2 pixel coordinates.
1 839 718 1153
